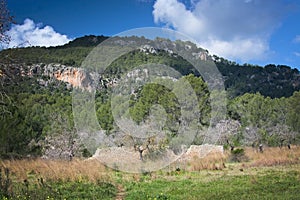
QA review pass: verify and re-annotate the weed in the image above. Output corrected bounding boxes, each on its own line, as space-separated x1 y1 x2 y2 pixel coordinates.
0 167 12 198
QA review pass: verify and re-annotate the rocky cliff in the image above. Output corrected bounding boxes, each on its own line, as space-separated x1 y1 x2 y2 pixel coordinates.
22 63 97 91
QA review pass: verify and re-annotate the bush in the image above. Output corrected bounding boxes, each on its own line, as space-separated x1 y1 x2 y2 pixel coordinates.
0 167 12 198
229 148 249 162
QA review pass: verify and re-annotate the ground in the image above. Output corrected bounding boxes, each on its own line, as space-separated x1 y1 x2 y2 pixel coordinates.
0 146 300 199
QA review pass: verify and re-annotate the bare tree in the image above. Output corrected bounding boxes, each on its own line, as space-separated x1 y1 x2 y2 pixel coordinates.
0 0 13 117
242 126 261 147
268 124 296 148
0 0 13 44
217 119 241 145
38 113 81 160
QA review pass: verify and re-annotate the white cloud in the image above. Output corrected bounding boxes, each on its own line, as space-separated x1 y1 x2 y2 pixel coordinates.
153 0 203 36
202 37 270 61
4 18 71 48
294 35 300 43
153 0 287 62
294 52 300 57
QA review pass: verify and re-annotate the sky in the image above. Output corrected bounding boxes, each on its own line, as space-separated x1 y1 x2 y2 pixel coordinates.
4 0 300 69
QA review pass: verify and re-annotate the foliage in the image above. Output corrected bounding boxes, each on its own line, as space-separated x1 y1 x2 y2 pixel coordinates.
229 148 249 162
61 35 108 48
0 76 74 158
1 35 299 98
228 92 300 146
216 60 300 98
0 167 11 198
287 91 300 133
0 35 300 159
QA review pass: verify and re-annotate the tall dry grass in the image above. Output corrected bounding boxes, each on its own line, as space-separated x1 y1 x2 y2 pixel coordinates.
187 151 227 171
1 146 299 182
184 146 300 171
244 145 300 167
0 158 110 183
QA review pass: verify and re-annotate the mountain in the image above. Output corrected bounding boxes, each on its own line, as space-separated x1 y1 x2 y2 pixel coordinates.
1 35 299 98
215 59 300 98
58 35 109 48
0 35 300 159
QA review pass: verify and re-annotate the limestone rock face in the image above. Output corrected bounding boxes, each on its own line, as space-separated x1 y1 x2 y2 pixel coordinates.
53 67 94 91
17 63 98 91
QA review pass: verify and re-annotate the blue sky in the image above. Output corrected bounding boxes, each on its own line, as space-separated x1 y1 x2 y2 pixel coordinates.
5 0 300 70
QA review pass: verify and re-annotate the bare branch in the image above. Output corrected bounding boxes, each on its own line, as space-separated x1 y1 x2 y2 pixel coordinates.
0 0 13 44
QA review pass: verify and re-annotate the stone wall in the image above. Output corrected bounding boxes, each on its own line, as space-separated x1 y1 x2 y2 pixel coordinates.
180 144 224 161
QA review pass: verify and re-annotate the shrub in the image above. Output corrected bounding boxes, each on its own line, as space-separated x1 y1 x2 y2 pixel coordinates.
0 167 12 198
229 148 249 162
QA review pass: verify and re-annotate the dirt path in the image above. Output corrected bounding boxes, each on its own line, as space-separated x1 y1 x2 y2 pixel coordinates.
115 184 126 200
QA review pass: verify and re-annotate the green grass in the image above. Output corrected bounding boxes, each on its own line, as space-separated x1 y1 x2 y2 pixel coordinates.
124 169 300 200
1 180 116 200
1 158 300 200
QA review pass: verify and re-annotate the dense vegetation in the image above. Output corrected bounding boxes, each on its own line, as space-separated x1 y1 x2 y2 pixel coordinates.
1 35 299 98
216 60 300 98
0 35 300 159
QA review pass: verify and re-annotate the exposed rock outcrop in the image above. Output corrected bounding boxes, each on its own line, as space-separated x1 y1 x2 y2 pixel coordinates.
16 63 98 91
53 67 95 91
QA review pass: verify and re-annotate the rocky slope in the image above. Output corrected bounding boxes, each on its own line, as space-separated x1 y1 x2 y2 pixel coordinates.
1 35 300 98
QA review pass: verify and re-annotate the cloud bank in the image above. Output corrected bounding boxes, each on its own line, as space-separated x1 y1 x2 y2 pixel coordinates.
5 18 71 48
153 0 288 62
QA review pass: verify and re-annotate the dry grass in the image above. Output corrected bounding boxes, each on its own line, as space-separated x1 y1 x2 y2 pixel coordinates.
0 158 110 183
244 145 300 167
187 151 227 171
183 146 300 171
1 146 300 183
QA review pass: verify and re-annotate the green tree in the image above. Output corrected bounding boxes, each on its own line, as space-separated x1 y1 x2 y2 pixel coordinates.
287 91 300 133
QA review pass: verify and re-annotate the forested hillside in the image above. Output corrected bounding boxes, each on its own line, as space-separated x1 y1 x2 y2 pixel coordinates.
1 35 299 98
0 35 299 159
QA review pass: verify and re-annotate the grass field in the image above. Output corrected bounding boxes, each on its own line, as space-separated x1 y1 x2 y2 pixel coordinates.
122 165 300 200
1 146 300 199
